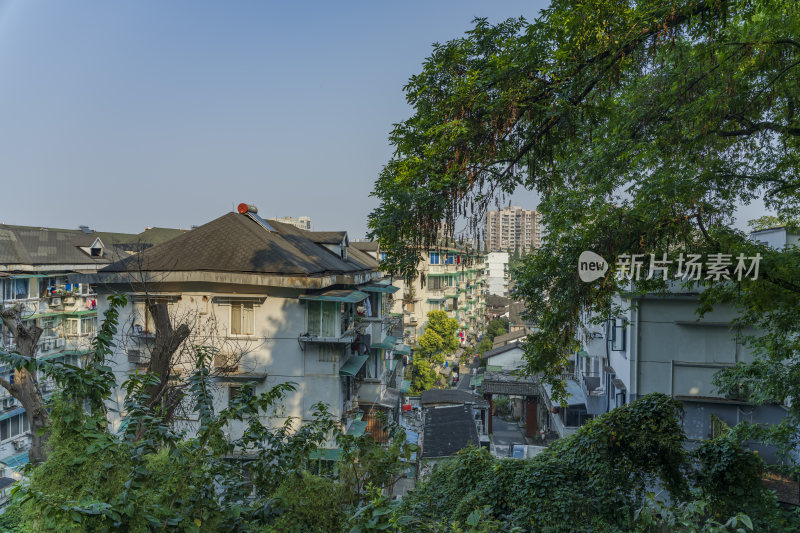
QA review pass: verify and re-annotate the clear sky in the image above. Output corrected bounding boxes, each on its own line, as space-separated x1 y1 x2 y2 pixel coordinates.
0 0 766 238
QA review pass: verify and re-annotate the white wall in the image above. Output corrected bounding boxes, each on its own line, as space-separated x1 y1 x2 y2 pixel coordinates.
487 252 509 296
101 287 350 440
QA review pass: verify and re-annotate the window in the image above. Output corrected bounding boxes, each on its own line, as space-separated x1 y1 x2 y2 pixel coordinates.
341 246 347 261
306 301 338 337
429 276 443 290
404 301 415 313
65 318 79 336
379 252 387 262
445 254 455 264
41 318 58 338
81 317 97 336
0 413 29 442
609 317 626 352
230 302 254 336
229 386 250 406
429 252 440 265
0 278 29 301
90 247 102 257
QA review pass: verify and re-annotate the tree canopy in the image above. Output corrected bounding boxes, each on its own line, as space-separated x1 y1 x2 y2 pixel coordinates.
417 310 460 364
369 0 800 461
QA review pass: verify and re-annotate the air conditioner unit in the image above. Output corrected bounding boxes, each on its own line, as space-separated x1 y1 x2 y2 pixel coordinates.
41 341 51 352
54 338 65 348
214 353 238 373
12 438 26 451
2 398 14 410
50 298 62 306
127 349 145 365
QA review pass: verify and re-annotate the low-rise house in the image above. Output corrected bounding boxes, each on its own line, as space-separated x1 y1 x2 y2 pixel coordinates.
420 404 480 469
0 223 183 469
420 389 489 435
481 343 525 372
91 206 409 447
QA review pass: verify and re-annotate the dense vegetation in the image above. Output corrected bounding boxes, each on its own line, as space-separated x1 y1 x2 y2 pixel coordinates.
369 0 800 467
403 394 798 532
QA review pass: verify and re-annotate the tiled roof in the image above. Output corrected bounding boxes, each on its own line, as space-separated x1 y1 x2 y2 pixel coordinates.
481 371 539 396
421 389 489 409
0 224 183 267
483 343 524 359
492 329 529 347
102 212 376 276
421 404 480 459
351 241 379 252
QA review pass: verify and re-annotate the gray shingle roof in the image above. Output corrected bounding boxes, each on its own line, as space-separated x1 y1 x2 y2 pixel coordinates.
421 389 489 409
102 212 376 276
421 404 480 459
0 224 184 267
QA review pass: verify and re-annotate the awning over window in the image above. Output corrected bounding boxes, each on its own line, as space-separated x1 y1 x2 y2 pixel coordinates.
0 451 29 470
0 408 24 422
347 420 368 436
300 290 368 304
360 284 399 294
339 354 368 376
371 335 397 351
395 344 411 356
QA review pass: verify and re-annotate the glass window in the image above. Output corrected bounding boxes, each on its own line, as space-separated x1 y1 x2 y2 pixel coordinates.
41 318 58 338
610 318 626 352
9 414 19 437
307 301 339 337
0 419 7 441
429 252 440 265
65 319 79 336
81 317 97 336
429 277 442 290
321 302 337 337
445 254 455 264
231 302 254 336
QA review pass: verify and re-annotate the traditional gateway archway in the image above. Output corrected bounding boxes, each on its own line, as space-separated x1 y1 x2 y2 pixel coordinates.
481 372 540 438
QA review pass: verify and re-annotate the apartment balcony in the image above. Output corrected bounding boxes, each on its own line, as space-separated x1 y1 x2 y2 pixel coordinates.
426 264 458 275
299 329 358 344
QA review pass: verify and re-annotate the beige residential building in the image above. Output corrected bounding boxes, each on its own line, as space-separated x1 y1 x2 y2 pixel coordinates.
352 243 489 347
485 207 542 253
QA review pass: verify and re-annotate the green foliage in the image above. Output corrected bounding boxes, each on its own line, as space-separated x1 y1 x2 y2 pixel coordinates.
7 295 416 532
410 357 439 393
486 318 508 341
368 0 800 465
476 337 493 356
267 472 348 533
402 394 797 532
418 310 460 364
492 396 511 417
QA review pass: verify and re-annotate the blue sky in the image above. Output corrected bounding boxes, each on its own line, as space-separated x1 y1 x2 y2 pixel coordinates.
0 1 765 237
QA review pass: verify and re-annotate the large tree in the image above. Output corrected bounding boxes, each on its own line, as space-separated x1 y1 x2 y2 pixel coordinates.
369 0 800 459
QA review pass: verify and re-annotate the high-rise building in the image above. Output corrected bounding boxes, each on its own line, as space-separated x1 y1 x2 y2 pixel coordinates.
273 216 312 231
485 207 542 253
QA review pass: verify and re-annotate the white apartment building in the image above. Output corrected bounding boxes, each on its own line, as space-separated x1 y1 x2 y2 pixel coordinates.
486 252 510 297
91 207 409 451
